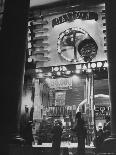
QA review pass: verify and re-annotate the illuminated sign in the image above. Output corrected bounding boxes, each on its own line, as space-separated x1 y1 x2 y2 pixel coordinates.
30 3 107 67
95 105 110 120
57 27 98 62
52 11 98 27
55 91 66 106
47 78 72 90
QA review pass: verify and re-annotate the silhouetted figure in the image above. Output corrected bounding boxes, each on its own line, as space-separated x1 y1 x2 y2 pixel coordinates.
51 120 63 155
23 121 34 145
103 116 111 140
30 106 34 122
72 112 87 155
20 106 30 141
96 127 104 153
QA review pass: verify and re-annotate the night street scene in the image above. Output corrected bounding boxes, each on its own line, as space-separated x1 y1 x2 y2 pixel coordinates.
0 0 115 155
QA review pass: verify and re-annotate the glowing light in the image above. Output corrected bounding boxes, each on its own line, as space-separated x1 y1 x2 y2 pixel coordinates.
88 63 91 68
35 68 42 73
38 73 43 78
48 72 52 76
65 70 71 75
75 70 81 74
62 66 67 71
72 75 80 83
56 71 61 76
103 61 108 68
76 64 81 70
45 77 50 84
97 62 102 68
87 68 92 73
28 42 31 48
54 67 59 72
91 63 96 68
28 57 32 62
82 64 87 70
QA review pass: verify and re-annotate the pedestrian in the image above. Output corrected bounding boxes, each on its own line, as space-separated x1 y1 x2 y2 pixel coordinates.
96 123 104 153
103 116 111 139
20 105 30 140
23 121 34 145
51 120 63 155
30 106 34 122
72 112 87 155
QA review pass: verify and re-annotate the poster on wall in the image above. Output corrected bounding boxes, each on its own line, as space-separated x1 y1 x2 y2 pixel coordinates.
30 3 107 67
55 91 66 106
47 77 72 90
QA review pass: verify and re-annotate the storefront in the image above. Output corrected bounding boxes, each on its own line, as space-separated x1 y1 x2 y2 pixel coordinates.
24 1 109 146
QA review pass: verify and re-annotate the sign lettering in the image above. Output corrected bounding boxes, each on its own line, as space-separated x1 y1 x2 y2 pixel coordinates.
52 11 98 27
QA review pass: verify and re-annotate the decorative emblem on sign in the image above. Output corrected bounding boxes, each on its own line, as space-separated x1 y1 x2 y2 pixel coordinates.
57 27 98 62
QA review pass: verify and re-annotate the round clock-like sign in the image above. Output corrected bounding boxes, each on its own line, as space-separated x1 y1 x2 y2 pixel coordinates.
57 27 98 62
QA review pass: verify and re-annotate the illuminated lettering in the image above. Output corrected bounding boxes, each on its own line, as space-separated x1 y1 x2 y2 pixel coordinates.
52 11 98 27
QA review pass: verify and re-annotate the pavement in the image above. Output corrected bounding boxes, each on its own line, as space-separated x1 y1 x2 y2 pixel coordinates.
33 142 96 155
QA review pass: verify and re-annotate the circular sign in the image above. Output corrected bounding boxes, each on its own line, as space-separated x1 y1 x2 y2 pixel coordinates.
57 27 98 62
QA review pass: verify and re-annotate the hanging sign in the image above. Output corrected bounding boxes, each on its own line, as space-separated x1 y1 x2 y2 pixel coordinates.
52 11 98 27
48 77 72 90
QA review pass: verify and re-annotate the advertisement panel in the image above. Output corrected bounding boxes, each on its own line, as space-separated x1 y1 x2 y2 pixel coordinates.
30 3 107 67
55 91 66 106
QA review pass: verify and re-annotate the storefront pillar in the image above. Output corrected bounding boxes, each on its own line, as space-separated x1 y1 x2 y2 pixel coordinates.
99 0 116 154
0 0 30 154
33 79 43 121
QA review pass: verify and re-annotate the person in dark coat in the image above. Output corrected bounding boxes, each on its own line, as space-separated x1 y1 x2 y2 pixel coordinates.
23 121 34 145
72 112 87 155
51 120 63 155
96 127 104 153
103 116 111 139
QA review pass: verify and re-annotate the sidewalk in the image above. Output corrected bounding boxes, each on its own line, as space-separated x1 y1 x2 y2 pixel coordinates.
33 142 96 155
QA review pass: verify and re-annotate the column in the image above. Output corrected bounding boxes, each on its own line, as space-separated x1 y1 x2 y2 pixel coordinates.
33 79 43 121
0 0 30 154
99 0 116 153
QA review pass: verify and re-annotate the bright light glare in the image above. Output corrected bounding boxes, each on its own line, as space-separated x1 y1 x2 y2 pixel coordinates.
104 61 108 67
48 72 52 76
91 63 96 68
87 68 92 73
54 67 59 72
38 73 43 78
28 57 32 62
72 75 80 82
57 71 61 76
35 68 42 73
66 70 71 75
82 64 87 70
75 70 81 74
97 62 102 68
